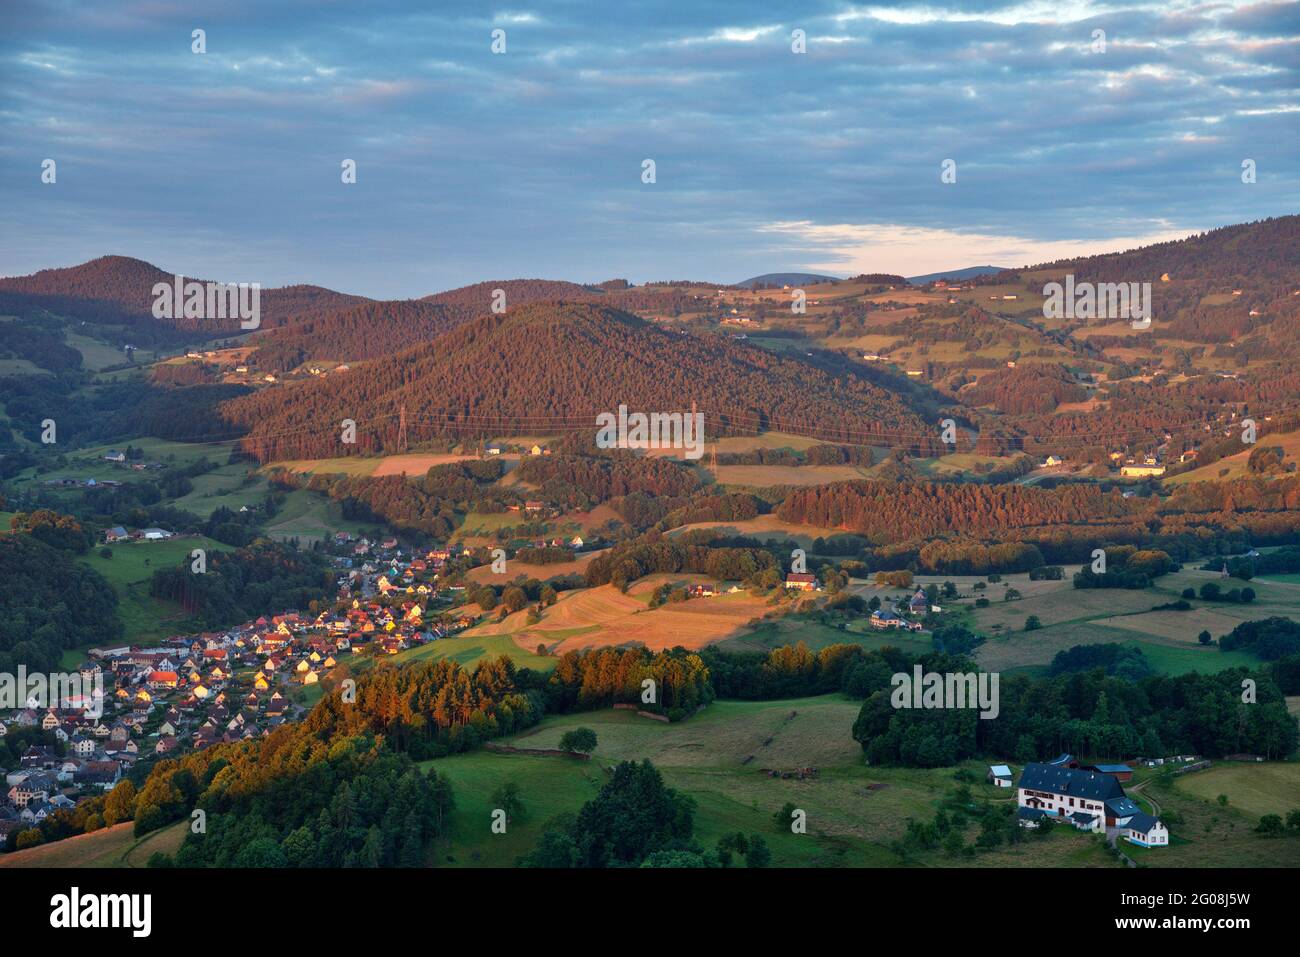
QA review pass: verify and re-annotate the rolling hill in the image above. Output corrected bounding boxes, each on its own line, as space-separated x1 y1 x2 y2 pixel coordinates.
218 301 939 461
0 255 369 337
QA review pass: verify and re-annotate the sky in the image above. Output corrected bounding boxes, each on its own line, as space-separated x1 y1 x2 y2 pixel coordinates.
1 0 1297 298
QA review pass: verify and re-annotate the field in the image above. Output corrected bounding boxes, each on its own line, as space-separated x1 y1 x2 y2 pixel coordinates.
1166 429 1300 485
77 534 227 647
269 451 490 478
418 698 1119 868
11 438 231 489
712 463 869 487
946 566 1300 675
1170 761 1300 822
464 549 600 584
1123 764 1300 867
669 513 846 549
0 821 187 869
261 488 378 543
382 632 557 672
465 576 770 653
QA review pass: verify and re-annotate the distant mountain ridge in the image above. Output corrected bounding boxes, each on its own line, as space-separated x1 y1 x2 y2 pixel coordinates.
0 255 368 337
734 272 841 289
906 266 1008 285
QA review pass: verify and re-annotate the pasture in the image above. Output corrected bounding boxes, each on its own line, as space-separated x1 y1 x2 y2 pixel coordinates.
0 821 187 869
420 698 1119 868
466 577 768 653
79 534 227 645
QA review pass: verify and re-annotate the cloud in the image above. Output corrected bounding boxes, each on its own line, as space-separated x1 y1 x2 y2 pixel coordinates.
758 220 1193 275
0 0 1296 296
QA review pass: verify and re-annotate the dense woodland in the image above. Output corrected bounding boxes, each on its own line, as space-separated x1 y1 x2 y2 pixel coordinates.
148 540 336 629
0 522 121 672
217 303 938 461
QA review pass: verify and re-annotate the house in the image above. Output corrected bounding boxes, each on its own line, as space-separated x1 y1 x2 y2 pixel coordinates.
869 609 923 632
1120 464 1165 478
141 527 173 540
988 764 1012 787
1042 455 1063 467
1017 762 1162 839
103 450 126 463
908 589 930 615
1124 813 1169 847
105 526 130 543
785 572 818 591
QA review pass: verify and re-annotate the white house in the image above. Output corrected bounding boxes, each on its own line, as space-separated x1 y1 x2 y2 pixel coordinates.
1017 762 1129 833
1124 813 1169 847
988 764 1012 787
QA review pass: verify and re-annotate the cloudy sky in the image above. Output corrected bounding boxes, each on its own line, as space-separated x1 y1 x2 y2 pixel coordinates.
1 0 1297 297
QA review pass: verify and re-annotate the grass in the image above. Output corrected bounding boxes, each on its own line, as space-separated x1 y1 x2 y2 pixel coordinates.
418 698 1121 868
78 535 226 645
261 488 378 543
1171 761 1300 821
966 566 1300 675
382 633 557 672
0 820 187 869
1122 768 1300 867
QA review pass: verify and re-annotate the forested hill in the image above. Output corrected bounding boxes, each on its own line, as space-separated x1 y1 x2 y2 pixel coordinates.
247 299 462 370
986 215 1300 351
218 301 939 461
0 255 369 335
421 278 598 309
1010 215 1300 286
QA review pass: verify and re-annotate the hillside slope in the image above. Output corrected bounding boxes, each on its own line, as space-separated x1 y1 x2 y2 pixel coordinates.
219 302 938 460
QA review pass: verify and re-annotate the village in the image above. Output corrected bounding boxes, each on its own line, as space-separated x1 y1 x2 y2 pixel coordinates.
0 531 541 851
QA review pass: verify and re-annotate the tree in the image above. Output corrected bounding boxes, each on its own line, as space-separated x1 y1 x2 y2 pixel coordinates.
943 829 964 857
103 779 137 826
559 727 598 755
774 801 799 833
1255 814 1285 837
491 780 527 823
1025 615 1042 631
745 834 771 868
1198 630 1212 645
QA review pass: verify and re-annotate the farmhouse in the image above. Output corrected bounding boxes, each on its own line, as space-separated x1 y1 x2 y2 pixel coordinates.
869 609 924 632
1017 762 1162 842
1123 813 1170 847
908 589 930 615
785 572 818 591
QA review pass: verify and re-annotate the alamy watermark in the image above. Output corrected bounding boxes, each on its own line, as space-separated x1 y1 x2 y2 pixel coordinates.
595 404 705 460
891 665 999 719
1042 274 1151 329
1 666 104 719
152 274 261 329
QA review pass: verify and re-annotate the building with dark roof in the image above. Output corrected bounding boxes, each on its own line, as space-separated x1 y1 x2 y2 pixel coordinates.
1123 813 1169 847
1016 762 1139 833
